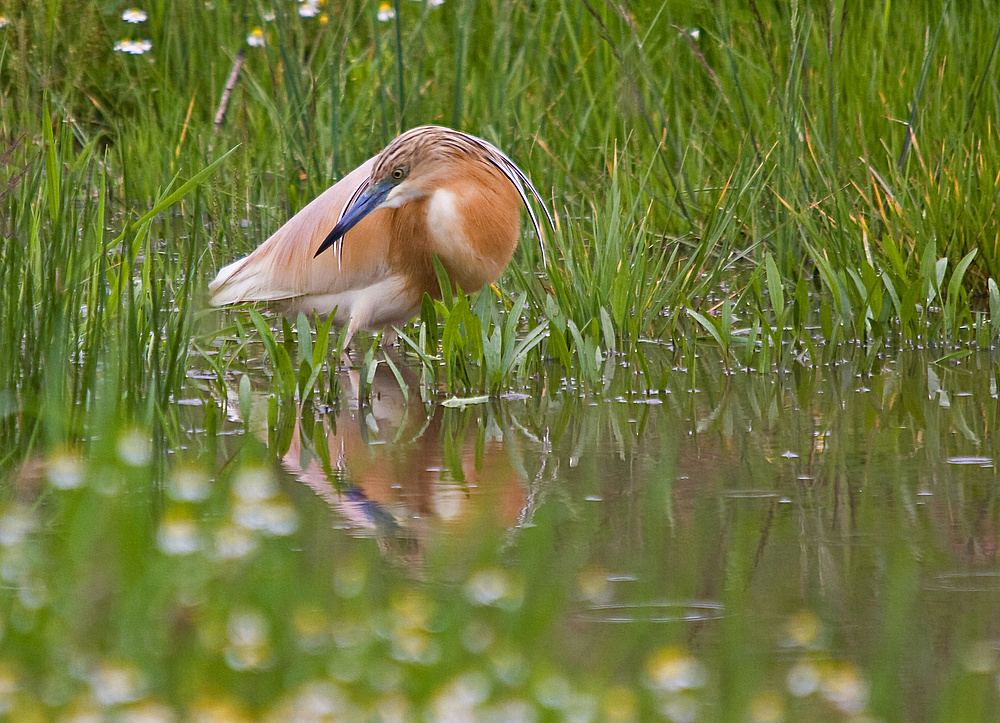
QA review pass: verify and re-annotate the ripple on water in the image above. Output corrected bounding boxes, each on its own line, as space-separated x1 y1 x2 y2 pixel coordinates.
577 600 724 624
945 456 993 467
926 572 1000 593
722 489 781 500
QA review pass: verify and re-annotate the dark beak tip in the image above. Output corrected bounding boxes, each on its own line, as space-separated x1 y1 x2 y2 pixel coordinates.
312 182 388 262
314 230 341 258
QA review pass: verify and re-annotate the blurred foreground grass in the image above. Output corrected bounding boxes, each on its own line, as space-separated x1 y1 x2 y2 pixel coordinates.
2 352 1000 720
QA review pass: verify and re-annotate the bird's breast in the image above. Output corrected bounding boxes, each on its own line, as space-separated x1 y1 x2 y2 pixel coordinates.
426 188 466 257
422 184 519 292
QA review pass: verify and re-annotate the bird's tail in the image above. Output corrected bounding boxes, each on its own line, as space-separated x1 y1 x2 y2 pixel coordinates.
208 255 296 306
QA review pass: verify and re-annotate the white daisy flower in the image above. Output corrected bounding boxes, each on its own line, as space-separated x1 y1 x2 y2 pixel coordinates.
122 8 148 23
113 39 152 54
247 27 265 46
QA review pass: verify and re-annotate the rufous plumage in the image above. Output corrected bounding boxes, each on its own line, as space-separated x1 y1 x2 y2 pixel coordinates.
209 125 550 344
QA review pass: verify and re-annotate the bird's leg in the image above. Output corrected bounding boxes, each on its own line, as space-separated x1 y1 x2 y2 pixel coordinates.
337 321 357 371
379 327 398 348
339 349 354 371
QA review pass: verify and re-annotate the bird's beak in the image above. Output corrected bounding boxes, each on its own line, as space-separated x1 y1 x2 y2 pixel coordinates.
315 179 394 258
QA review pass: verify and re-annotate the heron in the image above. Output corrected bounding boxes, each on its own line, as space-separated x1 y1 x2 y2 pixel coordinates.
208 125 552 345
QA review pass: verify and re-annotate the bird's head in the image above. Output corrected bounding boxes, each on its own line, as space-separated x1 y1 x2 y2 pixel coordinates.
314 127 455 259
314 126 552 262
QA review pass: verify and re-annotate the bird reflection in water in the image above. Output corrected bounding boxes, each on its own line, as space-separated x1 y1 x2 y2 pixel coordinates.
272 355 532 566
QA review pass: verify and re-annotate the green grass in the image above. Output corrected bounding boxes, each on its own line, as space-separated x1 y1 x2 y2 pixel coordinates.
1 0 998 438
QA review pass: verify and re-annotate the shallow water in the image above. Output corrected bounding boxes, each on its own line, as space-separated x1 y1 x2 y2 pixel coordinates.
2 349 1000 720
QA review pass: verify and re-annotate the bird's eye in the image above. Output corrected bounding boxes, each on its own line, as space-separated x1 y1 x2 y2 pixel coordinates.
391 167 406 180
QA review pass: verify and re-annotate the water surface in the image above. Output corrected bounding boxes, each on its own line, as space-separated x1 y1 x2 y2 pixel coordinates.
2 350 999 721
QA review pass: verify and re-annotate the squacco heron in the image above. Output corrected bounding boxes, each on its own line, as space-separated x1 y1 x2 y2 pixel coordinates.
209 125 551 344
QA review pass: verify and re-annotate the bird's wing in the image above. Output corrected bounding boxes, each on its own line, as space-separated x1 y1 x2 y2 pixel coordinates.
209 157 392 306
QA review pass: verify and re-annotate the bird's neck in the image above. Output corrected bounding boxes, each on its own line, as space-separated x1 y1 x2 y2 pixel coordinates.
425 188 467 261
389 171 520 297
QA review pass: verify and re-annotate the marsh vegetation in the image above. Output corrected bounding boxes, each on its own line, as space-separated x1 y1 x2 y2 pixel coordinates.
1 0 999 719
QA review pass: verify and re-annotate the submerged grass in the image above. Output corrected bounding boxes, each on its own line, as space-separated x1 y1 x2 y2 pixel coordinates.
1 0 999 445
